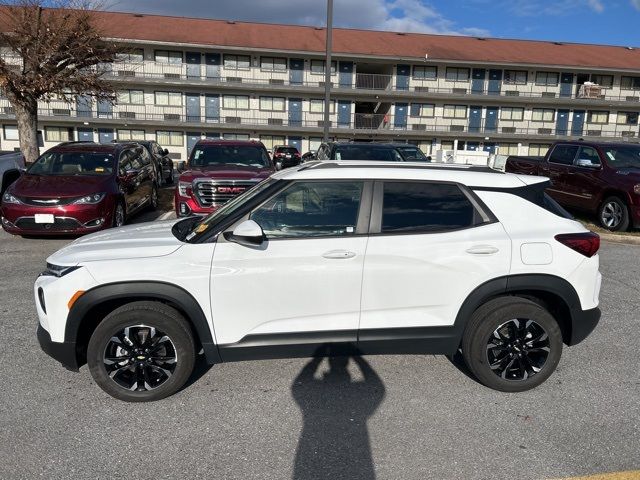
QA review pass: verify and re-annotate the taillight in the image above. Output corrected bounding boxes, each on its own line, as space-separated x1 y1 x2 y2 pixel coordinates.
554 232 600 257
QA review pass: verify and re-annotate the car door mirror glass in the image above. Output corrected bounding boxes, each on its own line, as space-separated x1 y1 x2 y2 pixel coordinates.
576 159 601 168
176 161 186 172
224 219 265 247
163 148 169 156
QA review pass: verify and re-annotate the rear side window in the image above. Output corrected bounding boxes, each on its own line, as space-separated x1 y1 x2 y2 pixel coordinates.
548 145 579 165
381 182 480 233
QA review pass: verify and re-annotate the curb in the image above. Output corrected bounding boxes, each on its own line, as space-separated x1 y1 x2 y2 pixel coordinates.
158 211 176 221
598 232 640 246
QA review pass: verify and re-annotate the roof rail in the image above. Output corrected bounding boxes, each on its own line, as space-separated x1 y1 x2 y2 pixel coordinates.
298 161 503 174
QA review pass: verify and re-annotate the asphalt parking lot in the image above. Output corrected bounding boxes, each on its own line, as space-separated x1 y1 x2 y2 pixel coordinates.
0 220 638 480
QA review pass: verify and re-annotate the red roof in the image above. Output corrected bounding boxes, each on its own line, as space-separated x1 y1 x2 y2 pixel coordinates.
90 10 640 71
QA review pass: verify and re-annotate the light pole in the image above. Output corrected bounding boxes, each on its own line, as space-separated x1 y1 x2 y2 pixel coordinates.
322 0 333 142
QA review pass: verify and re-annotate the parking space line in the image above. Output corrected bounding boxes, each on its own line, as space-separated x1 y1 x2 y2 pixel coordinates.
552 471 640 480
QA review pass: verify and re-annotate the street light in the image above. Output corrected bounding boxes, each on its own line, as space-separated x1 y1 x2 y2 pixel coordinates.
323 0 333 142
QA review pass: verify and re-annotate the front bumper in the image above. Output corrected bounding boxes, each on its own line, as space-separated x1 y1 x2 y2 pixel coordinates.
568 306 601 345
37 325 78 371
1 202 112 235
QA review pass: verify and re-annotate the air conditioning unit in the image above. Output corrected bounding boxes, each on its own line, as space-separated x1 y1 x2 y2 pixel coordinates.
541 92 557 98
505 90 520 96
52 109 71 116
268 118 283 125
119 112 136 119
117 70 136 77
587 130 602 137
412 124 427 131
225 116 242 124
317 120 332 127
163 113 180 121
450 125 465 132
414 86 429 92
164 73 180 80
625 96 640 102
452 88 467 94
226 77 242 83
4 106 15 114
269 79 285 85
502 127 517 134
318 82 334 88
621 131 636 137
538 128 552 135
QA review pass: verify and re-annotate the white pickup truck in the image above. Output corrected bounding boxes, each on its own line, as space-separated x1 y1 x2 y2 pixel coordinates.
0 150 24 196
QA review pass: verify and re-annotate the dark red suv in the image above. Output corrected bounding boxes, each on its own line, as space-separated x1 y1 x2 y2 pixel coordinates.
175 140 275 217
1 141 157 235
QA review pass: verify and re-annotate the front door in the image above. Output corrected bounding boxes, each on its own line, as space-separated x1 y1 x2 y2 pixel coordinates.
469 106 482 133
205 53 221 79
572 110 585 136
289 59 304 85
337 100 351 127
556 109 570 135
471 69 486 94
205 94 220 122
186 52 201 79
359 181 511 350
77 127 93 142
98 128 114 144
76 96 92 117
97 100 112 118
394 103 407 129
485 106 498 132
186 94 201 123
288 98 302 127
339 61 354 88
211 180 369 352
187 133 200 157
560 72 574 98
288 136 302 153
396 65 410 90
488 69 502 95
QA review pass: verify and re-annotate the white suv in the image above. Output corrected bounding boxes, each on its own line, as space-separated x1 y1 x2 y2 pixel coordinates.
35 161 602 402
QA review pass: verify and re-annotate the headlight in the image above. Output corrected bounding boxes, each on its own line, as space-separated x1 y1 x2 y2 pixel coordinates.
73 193 105 205
40 263 81 278
178 181 191 197
2 192 22 204
634 184 640 195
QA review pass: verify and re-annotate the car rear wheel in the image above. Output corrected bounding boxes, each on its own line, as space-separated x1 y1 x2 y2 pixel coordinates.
149 185 158 211
598 196 629 231
113 202 125 228
87 301 195 402
461 296 563 392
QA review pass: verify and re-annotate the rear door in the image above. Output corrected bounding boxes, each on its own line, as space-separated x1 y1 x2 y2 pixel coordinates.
546 144 580 206
359 181 511 350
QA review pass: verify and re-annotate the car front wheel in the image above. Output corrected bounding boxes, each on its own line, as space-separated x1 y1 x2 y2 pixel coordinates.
113 202 125 228
461 296 563 392
87 301 196 402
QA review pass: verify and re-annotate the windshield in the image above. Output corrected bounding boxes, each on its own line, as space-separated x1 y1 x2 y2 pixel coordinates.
396 146 428 161
334 145 403 161
190 145 269 168
27 151 115 176
602 146 640 169
184 178 277 241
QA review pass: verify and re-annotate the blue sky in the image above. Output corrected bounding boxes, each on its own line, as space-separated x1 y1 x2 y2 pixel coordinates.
110 0 640 46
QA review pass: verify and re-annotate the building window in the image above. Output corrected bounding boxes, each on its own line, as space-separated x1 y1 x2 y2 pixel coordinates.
445 67 470 82
309 137 323 151
118 129 145 140
260 57 287 72
590 74 613 88
621 76 640 90
116 90 144 105
587 110 609 124
3 125 18 140
410 103 435 117
310 60 337 75
535 72 559 86
259 96 285 111
45 127 72 142
117 48 144 63
504 70 528 85
155 91 182 106
154 50 182 64
260 135 286 150
309 99 335 113
156 131 183 146
223 54 251 70
441 140 454 151
500 143 520 155
222 95 250 110
223 133 250 140
443 104 467 119
412 66 437 80
531 108 555 122
617 112 639 125
500 107 525 121
529 144 551 156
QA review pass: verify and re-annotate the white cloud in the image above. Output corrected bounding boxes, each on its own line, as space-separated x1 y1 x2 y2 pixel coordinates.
107 0 490 36
506 0 606 16
631 0 640 10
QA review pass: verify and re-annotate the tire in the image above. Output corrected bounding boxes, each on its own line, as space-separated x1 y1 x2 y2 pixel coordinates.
461 296 563 392
112 202 125 228
149 184 158 211
598 196 629 231
87 301 196 402
166 167 175 185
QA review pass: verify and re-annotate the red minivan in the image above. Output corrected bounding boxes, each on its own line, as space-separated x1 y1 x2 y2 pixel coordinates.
1 141 157 235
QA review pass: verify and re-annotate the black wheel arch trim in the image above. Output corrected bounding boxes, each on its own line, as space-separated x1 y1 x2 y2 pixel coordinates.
65 281 221 364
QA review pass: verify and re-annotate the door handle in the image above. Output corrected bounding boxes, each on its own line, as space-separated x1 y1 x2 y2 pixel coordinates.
466 245 499 255
322 250 356 259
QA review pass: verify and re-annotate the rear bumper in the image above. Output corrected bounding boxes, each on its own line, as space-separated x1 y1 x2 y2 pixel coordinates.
568 306 601 346
37 325 79 372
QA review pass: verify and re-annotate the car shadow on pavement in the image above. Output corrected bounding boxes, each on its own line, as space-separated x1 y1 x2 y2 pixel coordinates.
446 350 481 384
180 353 213 392
291 348 385 480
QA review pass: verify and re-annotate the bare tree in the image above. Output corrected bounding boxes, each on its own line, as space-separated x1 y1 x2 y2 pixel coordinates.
0 1 121 163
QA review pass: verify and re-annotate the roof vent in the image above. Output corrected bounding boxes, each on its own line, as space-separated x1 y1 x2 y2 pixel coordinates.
133 14 144 17
627 46 635 50
396 32 406 36
476 37 487 41
314 26 323 30
227 20 236 24
553 41 564 45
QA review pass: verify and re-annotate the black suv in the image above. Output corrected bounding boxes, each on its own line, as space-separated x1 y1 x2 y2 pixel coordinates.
272 145 301 170
114 140 174 186
316 142 430 162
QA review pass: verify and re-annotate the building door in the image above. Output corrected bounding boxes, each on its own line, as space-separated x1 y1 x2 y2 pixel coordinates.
560 73 574 98
396 65 410 91
97 99 112 118
288 98 302 127
571 110 585 136
557 109 570 135
76 96 92 117
205 94 220 122
394 103 407 129
288 136 302 153
485 106 498 133
339 61 354 88
205 132 219 140
187 133 200 157
337 100 351 127
289 59 304 85
469 106 482 133
77 127 93 142
186 94 201 123
471 69 486 94
483 142 497 154
488 69 502 95
467 141 480 151
186 52 201 79
205 53 221 79
98 129 114 144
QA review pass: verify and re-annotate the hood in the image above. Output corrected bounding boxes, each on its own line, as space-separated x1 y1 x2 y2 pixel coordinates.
180 164 273 182
10 174 112 198
47 220 183 265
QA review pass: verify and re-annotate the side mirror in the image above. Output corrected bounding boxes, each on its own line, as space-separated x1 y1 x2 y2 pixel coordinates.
163 148 169 156
176 161 187 172
576 159 601 169
223 219 265 247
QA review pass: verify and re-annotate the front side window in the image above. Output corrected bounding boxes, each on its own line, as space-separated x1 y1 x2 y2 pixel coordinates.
381 182 479 233
548 144 579 165
576 146 601 166
250 181 363 238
